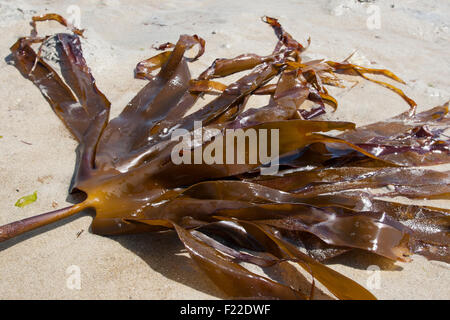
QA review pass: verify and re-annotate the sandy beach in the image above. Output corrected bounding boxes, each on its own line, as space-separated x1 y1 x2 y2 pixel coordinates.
0 0 449 299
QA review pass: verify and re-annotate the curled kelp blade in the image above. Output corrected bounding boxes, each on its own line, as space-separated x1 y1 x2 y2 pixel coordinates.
325 60 416 114
31 13 84 36
173 223 308 299
135 51 172 79
191 222 284 267
136 34 205 80
262 16 309 53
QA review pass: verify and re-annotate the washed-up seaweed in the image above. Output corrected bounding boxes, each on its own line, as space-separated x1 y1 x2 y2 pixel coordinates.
1 14 449 300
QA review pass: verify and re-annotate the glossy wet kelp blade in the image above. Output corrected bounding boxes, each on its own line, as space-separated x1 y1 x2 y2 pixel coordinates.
215 204 411 261
95 35 205 172
247 167 450 199
10 19 111 188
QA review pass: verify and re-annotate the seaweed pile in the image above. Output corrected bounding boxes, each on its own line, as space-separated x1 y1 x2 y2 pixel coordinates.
1 14 449 300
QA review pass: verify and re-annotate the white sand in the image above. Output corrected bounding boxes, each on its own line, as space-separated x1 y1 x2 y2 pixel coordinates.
0 0 449 299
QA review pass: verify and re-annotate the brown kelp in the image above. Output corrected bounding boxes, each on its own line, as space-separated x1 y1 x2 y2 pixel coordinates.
1 14 449 300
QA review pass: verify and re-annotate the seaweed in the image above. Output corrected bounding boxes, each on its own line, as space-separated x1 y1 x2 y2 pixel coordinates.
14 191 38 208
0 14 448 300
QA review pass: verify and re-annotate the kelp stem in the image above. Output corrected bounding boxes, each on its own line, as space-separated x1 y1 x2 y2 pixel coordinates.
0 202 89 242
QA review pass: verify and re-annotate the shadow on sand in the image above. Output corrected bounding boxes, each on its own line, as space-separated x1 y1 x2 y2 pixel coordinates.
110 231 226 299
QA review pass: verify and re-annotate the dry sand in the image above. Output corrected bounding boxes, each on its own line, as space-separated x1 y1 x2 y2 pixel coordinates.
0 0 449 299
